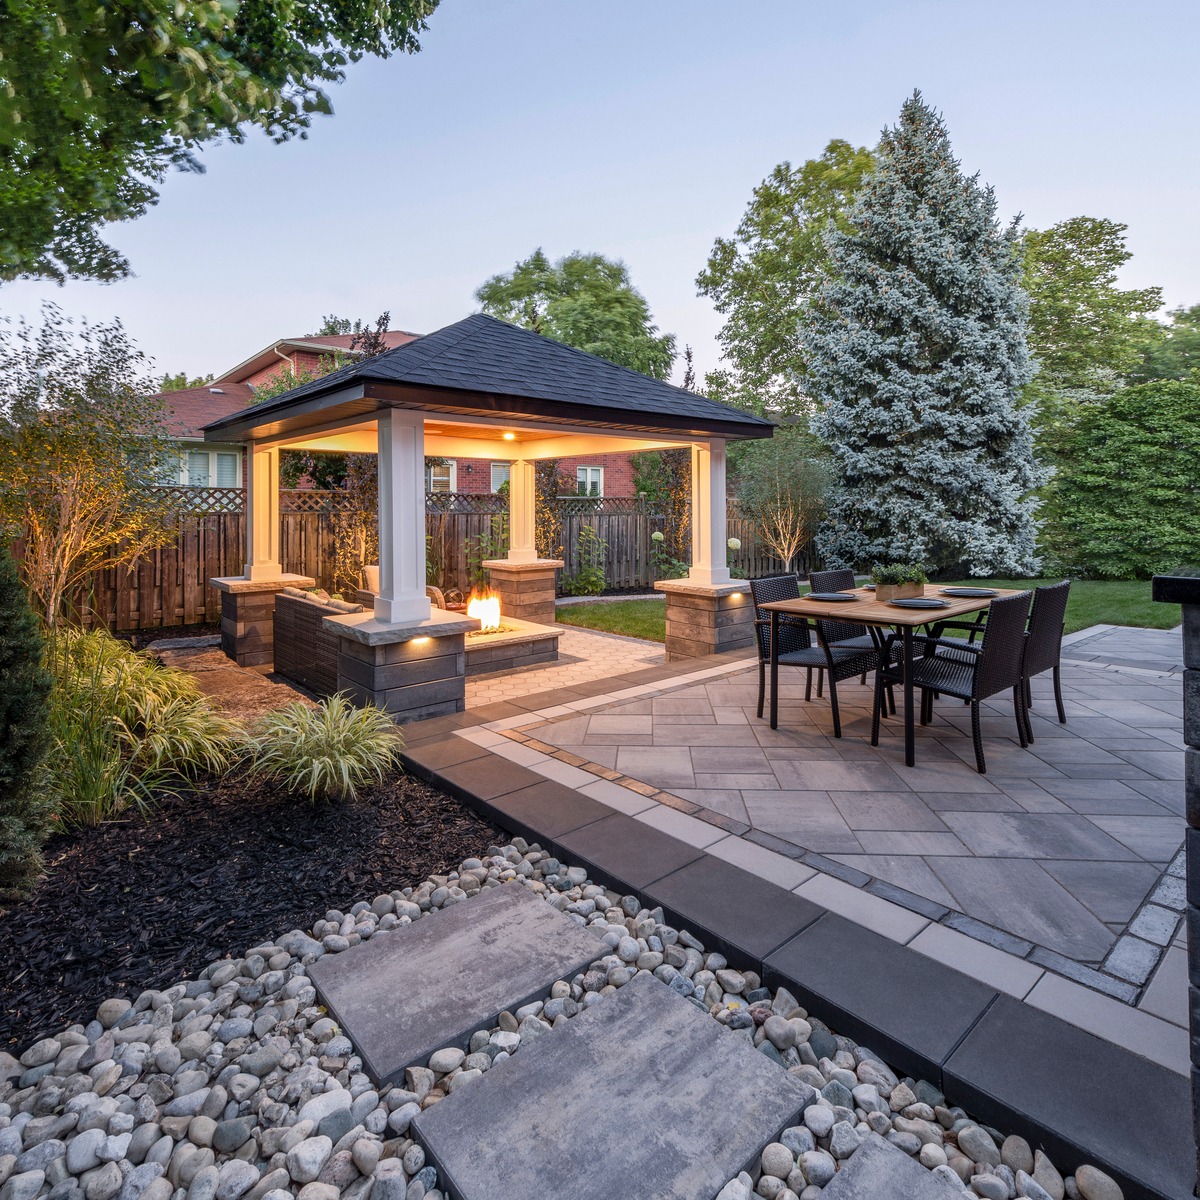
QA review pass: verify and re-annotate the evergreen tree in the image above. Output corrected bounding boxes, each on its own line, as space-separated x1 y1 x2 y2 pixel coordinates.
804 93 1043 576
0 544 54 898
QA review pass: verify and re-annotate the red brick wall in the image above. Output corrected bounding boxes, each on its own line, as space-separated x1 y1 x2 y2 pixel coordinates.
443 451 638 496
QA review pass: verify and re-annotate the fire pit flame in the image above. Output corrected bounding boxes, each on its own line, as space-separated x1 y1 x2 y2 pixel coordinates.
466 588 501 633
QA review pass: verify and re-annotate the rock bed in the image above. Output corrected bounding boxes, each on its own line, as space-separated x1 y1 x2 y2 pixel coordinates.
0 843 1126 1200
0 775 503 1051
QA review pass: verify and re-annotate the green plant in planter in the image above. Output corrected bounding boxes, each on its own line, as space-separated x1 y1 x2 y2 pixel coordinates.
870 563 929 585
248 695 401 803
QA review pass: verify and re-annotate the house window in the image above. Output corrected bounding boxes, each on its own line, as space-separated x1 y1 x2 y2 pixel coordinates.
576 466 603 497
490 463 510 492
425 459 457 492
183 449 241 487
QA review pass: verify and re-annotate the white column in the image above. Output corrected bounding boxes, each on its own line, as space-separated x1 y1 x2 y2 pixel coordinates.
507 458 537 563
689 439 731 587
244 444 281 579
375 409 431 625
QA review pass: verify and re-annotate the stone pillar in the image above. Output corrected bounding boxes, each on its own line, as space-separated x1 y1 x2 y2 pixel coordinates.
689 439 731 587
508 458 538 564
325 608 479 724
653 578 754 661
482 559 563 627
1152 571 1200 1194
212 574 315 670
376 409 431 626
245 445 281 580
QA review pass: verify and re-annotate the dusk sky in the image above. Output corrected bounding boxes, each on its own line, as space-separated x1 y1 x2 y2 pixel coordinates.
4 0 1197 386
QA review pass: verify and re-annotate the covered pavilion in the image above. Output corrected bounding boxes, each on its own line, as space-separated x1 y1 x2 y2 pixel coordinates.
203 314 773 718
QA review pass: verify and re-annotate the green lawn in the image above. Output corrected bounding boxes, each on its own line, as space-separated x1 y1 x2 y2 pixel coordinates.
555 579 1179 642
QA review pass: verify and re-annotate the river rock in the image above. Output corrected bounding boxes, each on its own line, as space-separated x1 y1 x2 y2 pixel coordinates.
957 1125 1001 1167
1033 1151 1066 1200
1075 1166 1122 1200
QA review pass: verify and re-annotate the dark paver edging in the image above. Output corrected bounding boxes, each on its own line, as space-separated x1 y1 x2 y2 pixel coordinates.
401 737 1194 1200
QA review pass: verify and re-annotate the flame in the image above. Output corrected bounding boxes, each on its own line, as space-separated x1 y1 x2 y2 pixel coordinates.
467 588 501 633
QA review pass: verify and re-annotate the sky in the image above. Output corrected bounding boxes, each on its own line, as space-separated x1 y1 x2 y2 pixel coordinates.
3 0 1197 386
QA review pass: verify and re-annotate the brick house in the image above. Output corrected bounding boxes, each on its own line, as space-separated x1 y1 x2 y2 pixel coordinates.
162 328 646 496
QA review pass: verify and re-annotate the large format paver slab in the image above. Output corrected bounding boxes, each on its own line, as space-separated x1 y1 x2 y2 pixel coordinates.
822 1133 958 1199
412 973 812 1200
308 885 604 1086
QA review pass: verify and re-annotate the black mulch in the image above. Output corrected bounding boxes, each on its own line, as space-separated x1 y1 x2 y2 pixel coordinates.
0 772 505 1051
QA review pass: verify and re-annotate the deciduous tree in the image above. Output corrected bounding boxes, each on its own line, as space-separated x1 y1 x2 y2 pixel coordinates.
1 1 439 282
0 306 177 624
804 93 1042 576
697 140 876 415
476 250 676 379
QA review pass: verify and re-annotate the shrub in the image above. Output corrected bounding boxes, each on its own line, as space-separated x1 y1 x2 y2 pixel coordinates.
870 563 928 586
45 630 243 827
561 524 607 596
247 695 401 803
0 545 54 897
1038 380 1200 578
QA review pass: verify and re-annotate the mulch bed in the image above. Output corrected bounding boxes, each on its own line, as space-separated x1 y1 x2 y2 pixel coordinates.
0 771 504 1052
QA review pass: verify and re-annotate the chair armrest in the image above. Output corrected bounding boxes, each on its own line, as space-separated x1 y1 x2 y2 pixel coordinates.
914 635 983 655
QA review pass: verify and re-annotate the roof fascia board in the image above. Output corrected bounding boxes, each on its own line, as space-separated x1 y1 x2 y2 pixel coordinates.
212 339 366 385
202 382 373 441
363 381 773 440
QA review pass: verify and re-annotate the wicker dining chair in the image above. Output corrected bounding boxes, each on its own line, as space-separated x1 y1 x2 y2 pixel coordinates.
1019 579 1072 741
807 568 877 657
750 574 891 738
871 591 1033 773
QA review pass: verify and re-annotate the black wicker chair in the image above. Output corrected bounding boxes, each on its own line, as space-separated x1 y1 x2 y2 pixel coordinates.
808 569 877 658
750 574 891 738
1020 580 1071 742
871 591 1033 773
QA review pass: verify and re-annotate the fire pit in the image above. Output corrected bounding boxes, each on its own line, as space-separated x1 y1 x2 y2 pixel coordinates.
462 587 560 675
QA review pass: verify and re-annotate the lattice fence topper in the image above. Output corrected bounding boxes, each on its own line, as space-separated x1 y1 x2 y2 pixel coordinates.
149 486 246 514
425 492 509 515
280 489 359 513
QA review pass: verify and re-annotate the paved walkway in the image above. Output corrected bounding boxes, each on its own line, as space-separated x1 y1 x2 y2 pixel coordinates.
398 629 1193 1198
1063 622 1186 673
466 625 663 707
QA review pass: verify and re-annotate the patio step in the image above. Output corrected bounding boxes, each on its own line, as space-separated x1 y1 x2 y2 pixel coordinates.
411 972 813 1200
307 884 604 1087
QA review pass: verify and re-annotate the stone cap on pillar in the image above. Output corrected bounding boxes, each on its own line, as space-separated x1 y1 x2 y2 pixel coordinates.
654 578 748 598
1152 568 1200 606
322 606 481 646
482 559 564 571
210 574 316 594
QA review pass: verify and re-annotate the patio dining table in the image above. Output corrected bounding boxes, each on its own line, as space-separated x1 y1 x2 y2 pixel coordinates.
759 585 1026 767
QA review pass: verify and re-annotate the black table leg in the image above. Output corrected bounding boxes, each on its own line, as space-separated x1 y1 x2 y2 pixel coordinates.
769 609 780 730
903 624 915 767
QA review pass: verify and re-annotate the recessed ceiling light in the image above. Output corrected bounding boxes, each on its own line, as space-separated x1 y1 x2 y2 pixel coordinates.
502 432 515 440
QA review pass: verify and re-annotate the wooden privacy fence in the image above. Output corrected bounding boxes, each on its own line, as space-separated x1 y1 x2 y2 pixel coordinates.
77 490 815 631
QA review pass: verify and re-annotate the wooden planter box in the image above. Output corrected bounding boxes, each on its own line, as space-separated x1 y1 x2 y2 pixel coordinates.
875 582 924 602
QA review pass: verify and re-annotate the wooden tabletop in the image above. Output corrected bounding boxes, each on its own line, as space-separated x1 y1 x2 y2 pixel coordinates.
758 585 1027 627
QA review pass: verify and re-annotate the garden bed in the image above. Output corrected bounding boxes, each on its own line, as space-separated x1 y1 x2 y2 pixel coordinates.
0 770 502 1051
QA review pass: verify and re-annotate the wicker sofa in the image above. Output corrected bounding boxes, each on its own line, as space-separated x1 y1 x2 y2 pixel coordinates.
273 588 363 696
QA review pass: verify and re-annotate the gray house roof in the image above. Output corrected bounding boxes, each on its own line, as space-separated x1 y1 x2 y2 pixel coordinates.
203 314 773 443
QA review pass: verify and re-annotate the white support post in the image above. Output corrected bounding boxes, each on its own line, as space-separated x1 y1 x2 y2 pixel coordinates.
375 409 431 625
689 439 731 587
244 444 281 580
508 458 537 564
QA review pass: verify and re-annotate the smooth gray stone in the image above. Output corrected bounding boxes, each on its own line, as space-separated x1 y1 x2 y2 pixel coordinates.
308 885 604 1086
822 1133 961 1199
413 973 809 1200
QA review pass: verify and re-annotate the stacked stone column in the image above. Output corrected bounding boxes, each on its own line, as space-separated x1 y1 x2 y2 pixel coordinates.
1152 571 1200 1193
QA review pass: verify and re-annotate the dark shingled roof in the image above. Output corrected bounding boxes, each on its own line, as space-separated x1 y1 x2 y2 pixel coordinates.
203 314 772 438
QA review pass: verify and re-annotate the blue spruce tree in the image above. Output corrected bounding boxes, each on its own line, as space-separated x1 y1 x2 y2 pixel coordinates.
805 92 1043 575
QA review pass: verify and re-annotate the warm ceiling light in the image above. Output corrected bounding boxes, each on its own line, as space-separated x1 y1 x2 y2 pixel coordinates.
502 431 515 440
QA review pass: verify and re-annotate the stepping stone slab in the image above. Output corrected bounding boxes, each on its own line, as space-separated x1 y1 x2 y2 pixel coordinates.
822 1132 959 1198
412 972 812 1200
307 885 604 1086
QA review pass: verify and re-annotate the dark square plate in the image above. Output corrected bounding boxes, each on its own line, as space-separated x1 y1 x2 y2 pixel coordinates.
806 592 858 602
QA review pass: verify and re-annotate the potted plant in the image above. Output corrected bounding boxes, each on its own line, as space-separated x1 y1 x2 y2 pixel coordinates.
871 563 928 602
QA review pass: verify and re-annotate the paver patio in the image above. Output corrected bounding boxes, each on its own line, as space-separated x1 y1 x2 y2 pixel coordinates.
517 625 1186 1005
